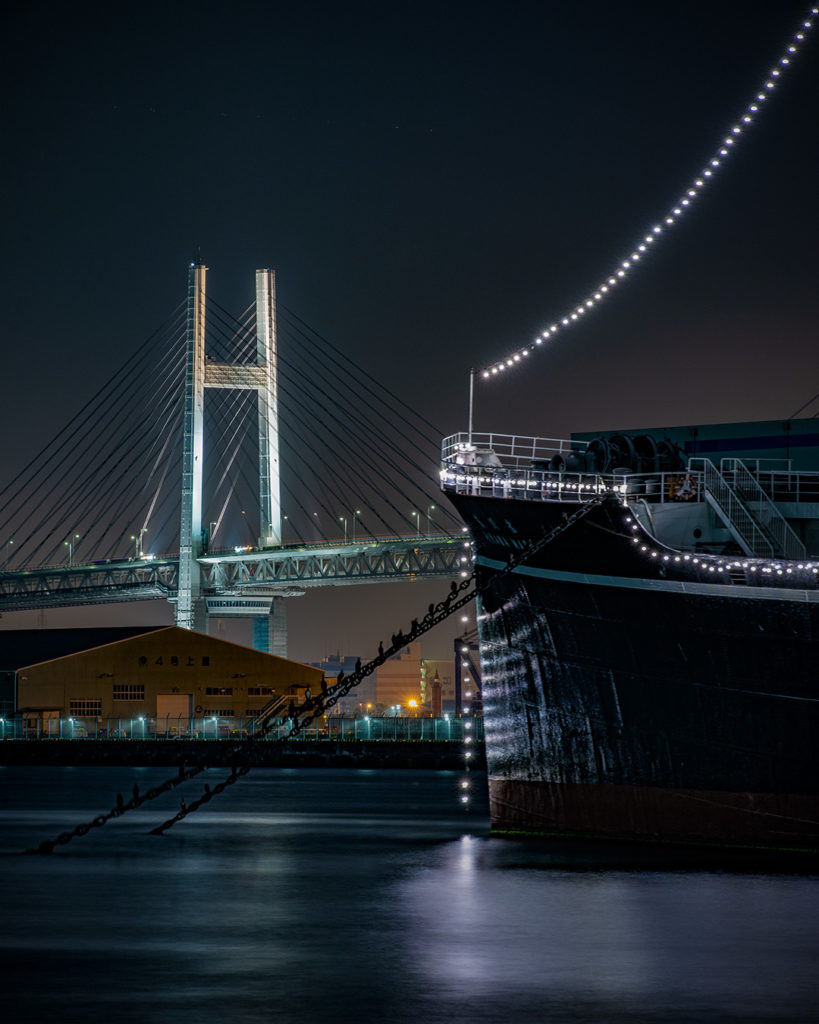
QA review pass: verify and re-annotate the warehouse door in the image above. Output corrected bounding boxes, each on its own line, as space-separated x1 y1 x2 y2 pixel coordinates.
156 693 193 736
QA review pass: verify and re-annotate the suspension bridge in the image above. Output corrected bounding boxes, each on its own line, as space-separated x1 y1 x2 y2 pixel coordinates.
0 262 467 656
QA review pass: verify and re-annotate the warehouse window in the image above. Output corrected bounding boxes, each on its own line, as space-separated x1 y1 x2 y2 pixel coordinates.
70 699 102 716
204 708 233 717
248 687 274 696
113 684 145 701
205 687 233 696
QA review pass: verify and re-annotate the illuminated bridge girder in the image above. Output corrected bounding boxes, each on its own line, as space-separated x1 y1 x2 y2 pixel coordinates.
0 561 179 612
202 538 465 589
0 538 466 612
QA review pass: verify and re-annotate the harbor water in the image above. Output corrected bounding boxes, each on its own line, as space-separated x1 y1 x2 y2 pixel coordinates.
1 766 817 1023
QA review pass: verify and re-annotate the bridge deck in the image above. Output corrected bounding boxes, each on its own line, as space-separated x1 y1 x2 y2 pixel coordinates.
0 535 466 611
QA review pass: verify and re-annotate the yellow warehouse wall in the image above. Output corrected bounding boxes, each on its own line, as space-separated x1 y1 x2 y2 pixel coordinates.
17 625 323 720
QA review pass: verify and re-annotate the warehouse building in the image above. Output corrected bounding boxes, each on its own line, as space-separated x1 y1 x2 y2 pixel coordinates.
8 625 322 736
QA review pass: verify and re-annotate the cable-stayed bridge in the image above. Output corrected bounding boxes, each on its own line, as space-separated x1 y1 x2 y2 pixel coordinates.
0 263 465 654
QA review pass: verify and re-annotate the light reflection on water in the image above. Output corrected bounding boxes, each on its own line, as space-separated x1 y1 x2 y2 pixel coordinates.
400 835 819 1022
1 766 817 1024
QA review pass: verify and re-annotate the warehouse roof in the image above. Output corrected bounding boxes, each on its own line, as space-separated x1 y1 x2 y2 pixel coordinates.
0 627 163 672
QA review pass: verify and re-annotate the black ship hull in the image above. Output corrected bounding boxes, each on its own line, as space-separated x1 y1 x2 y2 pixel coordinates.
453 493 819 853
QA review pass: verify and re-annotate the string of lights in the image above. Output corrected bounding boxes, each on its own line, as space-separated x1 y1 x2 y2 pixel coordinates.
457 602 477 811
626 515 819 579
479 5 818 382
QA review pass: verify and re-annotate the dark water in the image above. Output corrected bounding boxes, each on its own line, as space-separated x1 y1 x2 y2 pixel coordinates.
1 767 817 1024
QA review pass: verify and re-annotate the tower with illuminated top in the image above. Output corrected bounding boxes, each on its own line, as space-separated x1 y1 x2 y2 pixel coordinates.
176 261 282 632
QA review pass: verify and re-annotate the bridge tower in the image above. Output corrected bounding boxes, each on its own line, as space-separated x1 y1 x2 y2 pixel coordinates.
176 262 283 636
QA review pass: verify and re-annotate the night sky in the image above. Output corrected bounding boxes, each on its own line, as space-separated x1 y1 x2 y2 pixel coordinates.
2 1 818 661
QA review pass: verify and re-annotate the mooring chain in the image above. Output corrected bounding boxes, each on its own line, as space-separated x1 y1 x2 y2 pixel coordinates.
147 494 605 836
23 765 202 854
24 494 605 849
232 494 601 741
149 765 251 834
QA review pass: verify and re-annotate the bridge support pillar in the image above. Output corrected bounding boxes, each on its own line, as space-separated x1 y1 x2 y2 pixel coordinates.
177 260 207 633
252 598 287 658
256 269 282 548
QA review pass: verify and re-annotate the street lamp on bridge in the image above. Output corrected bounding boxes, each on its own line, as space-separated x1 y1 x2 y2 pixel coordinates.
426 504 436 536
411 511 420 537
64 534 80 567
352 509 361 542
338 516 347 543
130 527 148 559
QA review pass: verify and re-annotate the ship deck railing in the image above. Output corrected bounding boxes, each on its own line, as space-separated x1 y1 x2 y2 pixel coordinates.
442 465 684 503
722 465 819 504
441 463 819 508
441 432 584 468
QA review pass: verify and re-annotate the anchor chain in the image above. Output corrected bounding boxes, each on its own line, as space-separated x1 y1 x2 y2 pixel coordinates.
148 493 604 835
23 494 605 849
23 766 202 854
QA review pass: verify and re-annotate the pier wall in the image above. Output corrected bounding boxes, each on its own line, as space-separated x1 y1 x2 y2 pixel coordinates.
0 739 485 770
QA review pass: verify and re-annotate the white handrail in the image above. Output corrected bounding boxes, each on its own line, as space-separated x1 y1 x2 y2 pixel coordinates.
720 460 806 559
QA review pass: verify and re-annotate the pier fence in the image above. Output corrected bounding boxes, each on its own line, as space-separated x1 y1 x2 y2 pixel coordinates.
0 714 483 744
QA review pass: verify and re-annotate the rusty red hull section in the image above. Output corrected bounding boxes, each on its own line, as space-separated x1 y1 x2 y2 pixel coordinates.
490 780 819 850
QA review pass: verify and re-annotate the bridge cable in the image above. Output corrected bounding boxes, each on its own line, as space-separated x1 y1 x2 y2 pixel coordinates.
204 298 456 540
271 380 414 538
0 302 185 527
210 294 448 481
199 299 418 544
277 303 445 444
0 309 186 564
277 310 449 473
13 333 187 565
4 318 185 561
54 345 187 561
274 350 460 527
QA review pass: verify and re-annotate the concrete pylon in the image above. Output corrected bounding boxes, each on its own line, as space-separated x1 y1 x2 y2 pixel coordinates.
251 598 288 658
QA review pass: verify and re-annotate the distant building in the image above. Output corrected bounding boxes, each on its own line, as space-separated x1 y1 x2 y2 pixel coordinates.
305 644 458 716
374 643 456 714
420 657 456 714
375 642 423 711
307 652 377 715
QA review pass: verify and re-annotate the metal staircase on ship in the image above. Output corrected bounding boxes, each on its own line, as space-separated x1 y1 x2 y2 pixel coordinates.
689 457 806 560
